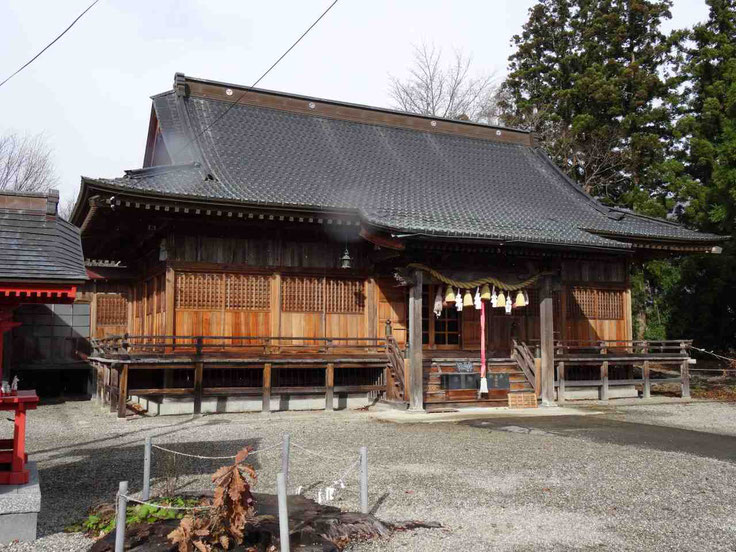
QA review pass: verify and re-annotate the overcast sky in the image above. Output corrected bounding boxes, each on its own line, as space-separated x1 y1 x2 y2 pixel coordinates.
0 0 710 205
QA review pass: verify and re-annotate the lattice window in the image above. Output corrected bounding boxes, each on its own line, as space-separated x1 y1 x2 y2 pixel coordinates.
326 278 365 313
176 273 224 309
97 295 127 326
281 276 323 312
226 274 271 310
567 288 623 320
597 289 623 319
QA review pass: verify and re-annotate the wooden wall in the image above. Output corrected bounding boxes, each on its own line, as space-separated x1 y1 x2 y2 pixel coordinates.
89 231 631 349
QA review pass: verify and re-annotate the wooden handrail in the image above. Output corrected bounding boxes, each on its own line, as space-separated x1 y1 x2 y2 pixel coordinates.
511 340 538 395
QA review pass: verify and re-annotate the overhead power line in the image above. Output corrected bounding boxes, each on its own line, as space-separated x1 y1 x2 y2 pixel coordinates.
0 0 102 90
170 0 340 161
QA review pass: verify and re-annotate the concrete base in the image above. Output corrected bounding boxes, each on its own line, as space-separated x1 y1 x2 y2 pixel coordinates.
0 462 40 543
131 393 371 416
559 385 639 401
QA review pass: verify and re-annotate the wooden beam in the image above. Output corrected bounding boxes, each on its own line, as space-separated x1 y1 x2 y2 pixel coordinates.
117 364 129 418
165 267 175 340
193 361 204 414
89 281 98 339
539 276 555 405
325 362 334 411
262 363 272 413
408 270 424 411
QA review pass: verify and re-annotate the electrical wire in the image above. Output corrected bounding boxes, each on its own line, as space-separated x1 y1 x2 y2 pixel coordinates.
168 0 340 161
0 0 102 90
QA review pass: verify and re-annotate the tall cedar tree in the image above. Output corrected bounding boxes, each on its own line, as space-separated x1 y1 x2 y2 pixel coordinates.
663 0 736 350
499 0 679 211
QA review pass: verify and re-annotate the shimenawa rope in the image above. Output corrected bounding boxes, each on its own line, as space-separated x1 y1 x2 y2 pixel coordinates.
407 263 548 290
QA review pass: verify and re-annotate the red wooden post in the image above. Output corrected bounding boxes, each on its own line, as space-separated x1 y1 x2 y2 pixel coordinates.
0 391 39 485
12 403 27 475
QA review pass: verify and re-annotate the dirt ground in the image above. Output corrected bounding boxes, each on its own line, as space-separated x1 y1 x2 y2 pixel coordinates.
3 398 736 551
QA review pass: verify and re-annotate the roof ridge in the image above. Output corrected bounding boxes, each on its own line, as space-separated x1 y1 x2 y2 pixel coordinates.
173 73 531 136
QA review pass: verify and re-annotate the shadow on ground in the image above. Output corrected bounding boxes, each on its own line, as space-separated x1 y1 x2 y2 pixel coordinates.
462 415 736 463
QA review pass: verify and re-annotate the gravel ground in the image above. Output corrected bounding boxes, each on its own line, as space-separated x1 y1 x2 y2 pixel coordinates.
3 399 736 551
601 401 736 436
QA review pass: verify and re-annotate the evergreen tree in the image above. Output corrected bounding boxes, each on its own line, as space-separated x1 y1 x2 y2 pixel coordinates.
499 0 679 210
666 0 736 350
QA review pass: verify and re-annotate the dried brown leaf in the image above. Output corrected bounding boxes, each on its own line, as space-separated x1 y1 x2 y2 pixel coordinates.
235 446 251 464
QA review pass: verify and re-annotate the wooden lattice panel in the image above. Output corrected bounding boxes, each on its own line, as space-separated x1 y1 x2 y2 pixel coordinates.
567 288 623 320
597 289 624 319
326 278 365 313
281 276 323 312
96 294 127 326
226 274 271 310
176 272 223 309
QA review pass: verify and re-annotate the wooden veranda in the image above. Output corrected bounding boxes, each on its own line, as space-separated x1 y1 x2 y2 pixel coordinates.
89 333 406 418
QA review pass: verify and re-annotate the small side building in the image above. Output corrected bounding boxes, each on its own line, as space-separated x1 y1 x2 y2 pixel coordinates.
0 190 88 393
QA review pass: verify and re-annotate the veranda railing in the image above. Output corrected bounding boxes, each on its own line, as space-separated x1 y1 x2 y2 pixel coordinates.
544 339 693 401
87 334 404 418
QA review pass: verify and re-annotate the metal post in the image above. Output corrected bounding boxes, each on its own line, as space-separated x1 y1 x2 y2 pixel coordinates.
281 433 291 492
115 481 128 552
277 472 290 552
142 437 152 501
359 446 368 514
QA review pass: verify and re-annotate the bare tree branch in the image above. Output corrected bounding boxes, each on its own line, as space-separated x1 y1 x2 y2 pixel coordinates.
388 41 499 124
0 132 59 192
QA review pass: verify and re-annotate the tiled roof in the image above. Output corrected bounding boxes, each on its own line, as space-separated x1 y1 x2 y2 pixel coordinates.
0 192 87 282
89 77 724 250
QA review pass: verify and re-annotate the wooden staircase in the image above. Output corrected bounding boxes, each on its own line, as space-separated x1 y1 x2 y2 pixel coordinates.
424 357 535 411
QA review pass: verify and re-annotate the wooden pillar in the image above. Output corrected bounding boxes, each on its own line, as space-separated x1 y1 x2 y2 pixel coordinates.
681 359 691 398
193 361 204 415
117 364 129 418
89 282 98 340
557 362 565 403
262 363 272 413
642 361 651 399
325 363 334 411
600 361 609 401
408 270 424 411
539 276 555 405
109 366 117 413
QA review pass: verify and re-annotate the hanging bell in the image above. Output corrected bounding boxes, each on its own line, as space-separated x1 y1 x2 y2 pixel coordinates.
480 284 491 301
455 288 463 311
463 289 473 308
515 290 526 308
444 285 455 304
474 288 482 310
496 289 506 307
491 285 498 308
